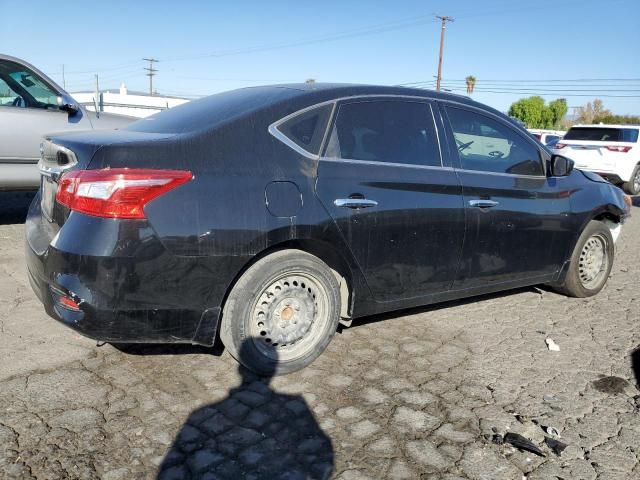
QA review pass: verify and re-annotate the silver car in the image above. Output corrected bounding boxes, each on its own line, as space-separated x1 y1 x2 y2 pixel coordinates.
0 54 134 190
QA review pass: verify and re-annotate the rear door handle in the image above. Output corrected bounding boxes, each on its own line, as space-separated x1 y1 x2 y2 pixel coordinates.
469 199 499 208
334 198 378 209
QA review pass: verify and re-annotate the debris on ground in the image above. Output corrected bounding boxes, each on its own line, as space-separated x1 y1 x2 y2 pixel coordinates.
501 432 546 457
544 437 568 456
543 425 561 437
545 338 560 351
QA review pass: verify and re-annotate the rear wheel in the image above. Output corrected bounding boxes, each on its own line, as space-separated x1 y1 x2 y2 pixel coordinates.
555 220 614 298
220 250 341 375
622 164 640 195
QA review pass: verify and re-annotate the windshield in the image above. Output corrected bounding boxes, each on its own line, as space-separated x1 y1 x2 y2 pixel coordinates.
564 127 639 142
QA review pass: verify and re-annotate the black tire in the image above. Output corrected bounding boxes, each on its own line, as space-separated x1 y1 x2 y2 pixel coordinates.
220 249 341 375
555 220 614 298
622 164 640 195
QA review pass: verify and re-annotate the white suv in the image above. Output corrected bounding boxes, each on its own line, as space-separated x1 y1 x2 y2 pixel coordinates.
552 124 640 194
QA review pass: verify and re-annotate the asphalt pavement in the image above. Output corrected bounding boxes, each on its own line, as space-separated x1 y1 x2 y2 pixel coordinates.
0 192 638 479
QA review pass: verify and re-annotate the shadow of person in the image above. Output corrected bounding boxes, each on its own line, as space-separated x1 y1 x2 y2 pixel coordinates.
0 191 36 225
632 346 640 389
158 338 334 480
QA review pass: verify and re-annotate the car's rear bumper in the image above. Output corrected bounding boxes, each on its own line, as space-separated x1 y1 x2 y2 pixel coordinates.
25 194 221 346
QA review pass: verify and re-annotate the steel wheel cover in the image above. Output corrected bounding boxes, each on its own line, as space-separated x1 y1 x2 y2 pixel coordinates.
578 234 608 289
249 272 329 362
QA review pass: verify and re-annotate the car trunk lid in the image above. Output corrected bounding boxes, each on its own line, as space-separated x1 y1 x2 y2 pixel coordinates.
38 130 176 228
556 140 634 171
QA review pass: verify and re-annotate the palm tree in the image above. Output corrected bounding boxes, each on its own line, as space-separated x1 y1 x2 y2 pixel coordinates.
465 76 476 95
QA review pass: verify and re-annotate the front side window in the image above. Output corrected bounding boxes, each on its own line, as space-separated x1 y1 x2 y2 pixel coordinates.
0 77 22 107
325 100 441 167
446 106 543 176
276 103 333 155
0 60 59 109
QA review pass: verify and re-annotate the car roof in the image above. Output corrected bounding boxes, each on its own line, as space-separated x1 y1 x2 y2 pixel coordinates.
253 82 481 106
126 82 508 136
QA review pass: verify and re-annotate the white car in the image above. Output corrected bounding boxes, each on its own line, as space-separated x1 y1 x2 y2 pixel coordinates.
529 129 565 147
552 124 640 195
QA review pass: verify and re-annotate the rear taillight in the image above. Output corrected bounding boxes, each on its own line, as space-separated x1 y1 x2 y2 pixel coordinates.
554 143 567 149
56 168 193 219
604 146 632 153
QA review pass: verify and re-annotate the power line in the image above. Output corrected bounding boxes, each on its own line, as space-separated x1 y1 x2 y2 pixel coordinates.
409 78 640 84
164 15 437 62
427 87 640 98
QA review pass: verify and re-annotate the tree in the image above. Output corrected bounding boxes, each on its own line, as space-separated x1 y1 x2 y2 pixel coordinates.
465 75 476 95
547 98 568 128
508 96 567 129
576 99 611 124
593 114 640 124
508 96 545 128
305 78 316 84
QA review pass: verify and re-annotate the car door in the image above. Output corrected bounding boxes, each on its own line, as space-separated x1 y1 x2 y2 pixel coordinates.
440 103 573 290
315 97 465 302
0 58 91 187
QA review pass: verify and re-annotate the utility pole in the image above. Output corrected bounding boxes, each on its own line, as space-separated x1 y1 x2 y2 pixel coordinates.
143 58 158 96
62 64 66 90
435 15 454 92
94 74 101 116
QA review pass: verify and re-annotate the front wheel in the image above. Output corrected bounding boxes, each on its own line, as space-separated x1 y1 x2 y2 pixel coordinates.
220 250 341 375
622 164 640 195
555 220 615 298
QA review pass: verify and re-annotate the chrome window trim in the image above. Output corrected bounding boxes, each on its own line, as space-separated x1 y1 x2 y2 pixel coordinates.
268 94 440 161
429 104 444 168
268 99 337 160
455 168 547 180
318 157 455 172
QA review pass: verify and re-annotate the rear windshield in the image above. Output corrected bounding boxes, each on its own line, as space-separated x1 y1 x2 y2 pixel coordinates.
126 86 302 134
564 127 639 142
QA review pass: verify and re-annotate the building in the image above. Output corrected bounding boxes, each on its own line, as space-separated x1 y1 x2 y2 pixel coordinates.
70 83 190 118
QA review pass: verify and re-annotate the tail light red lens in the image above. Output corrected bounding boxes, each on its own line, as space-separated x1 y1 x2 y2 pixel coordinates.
56 168 193 219
604 146 632 153
554 143 567 149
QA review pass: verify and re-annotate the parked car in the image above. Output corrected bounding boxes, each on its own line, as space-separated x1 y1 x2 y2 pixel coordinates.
552 124 640 195
0 54 134 190
26 84 631 374
528 129 565 147
545 136 562 149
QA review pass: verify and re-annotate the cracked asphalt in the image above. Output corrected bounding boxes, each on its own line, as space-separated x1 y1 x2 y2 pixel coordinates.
1 191 639 480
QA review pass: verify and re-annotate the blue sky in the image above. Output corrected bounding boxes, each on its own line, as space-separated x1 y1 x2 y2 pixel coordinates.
2 0 639 114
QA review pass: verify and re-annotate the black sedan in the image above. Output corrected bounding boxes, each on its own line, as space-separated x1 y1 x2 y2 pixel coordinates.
26 84 631 374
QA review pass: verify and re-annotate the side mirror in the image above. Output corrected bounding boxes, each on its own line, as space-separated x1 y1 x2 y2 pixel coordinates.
549 154 574 177
56 95 79 116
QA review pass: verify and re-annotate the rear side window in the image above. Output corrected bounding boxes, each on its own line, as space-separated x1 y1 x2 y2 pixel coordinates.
325 100 441 167
276 103 333 155
564 127 639 143
446 106 543 176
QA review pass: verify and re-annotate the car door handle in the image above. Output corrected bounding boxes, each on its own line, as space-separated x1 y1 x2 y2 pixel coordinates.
334 198 378 209
469 199 499 208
